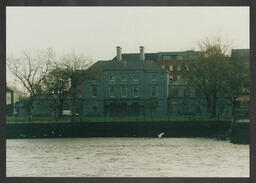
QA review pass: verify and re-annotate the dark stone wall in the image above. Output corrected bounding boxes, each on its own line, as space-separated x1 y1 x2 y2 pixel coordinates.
7 121 231 140
230 122 249 144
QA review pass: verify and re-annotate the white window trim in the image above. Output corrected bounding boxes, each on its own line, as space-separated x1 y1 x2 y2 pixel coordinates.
185 64 189 71
152 86 158 97
109 75 116 81
152 75 157 81
133 74 139 81
121 86 127 97
121 75 128 81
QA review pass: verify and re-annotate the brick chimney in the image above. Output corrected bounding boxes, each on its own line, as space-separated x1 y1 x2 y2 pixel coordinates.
116 46 122 61
140 46 145 61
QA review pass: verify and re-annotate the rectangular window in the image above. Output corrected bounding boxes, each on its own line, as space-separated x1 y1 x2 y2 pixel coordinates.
121 86 127 97
195 88 201 97
92 106 98 113
183 103 189 114
169 75 174 80
220 104 226 113
171 104 178 113
177 75 181 80
91 87 97 97
162 55 171 60
109 75 115 81
133 74 139 81
195 103 201 113
169 65 173 71
184 88 190 97
161 65 165 69
152 86 157 97
185 64 189 71
121 75 127 81
172 55 177 60
171 88 179 97
152 75 157 81
177 55 182 60
177 64 181 71
133 87 139 97
109 87 115 97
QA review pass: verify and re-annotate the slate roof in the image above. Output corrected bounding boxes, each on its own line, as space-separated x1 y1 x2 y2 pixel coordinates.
112 50 202 61
87 59 166 73
112 53 158 61
231 49 250 57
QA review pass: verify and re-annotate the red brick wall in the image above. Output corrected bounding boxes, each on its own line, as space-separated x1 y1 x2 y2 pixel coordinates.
156 60 187 81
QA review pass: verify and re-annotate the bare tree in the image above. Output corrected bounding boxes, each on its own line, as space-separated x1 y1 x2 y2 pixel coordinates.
43 65 71 119
184 37 233 117
59 52 94 120
7 48 53 121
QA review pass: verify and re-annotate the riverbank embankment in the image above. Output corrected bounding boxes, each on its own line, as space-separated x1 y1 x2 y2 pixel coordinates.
6 121 249 144
6 121 230 138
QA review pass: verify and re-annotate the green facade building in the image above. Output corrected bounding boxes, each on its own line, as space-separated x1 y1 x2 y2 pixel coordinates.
14 48 249 118
82 46 168 117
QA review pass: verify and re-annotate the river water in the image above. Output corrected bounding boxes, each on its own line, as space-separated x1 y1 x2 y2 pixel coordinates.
7 138 249 177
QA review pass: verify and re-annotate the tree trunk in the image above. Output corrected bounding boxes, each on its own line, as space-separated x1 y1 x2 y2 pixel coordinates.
28 99 33 122
211 92 217 117
231 96 237 116
72 92 77 122
206 96 212 115
58 104 63 119
80 100 83 122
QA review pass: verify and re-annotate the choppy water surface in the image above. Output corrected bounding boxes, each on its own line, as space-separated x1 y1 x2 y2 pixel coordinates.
7 138 249 177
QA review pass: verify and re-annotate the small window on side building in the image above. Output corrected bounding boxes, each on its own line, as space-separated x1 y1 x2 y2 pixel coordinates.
171 88 179 97
152 86 157 97
109 87 115 97
91 87 97 97
177 64 181 71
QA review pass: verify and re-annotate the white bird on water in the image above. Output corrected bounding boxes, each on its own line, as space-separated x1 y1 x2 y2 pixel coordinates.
158 132 165 138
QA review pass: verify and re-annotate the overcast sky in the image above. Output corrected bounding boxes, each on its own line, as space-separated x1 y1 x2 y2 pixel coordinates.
7 7 249 61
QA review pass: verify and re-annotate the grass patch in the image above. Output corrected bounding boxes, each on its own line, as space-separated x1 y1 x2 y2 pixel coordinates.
6 114 232 124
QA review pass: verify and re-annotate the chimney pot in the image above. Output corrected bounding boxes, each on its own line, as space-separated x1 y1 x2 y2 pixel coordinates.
116 46 122 61
140 46 145 61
